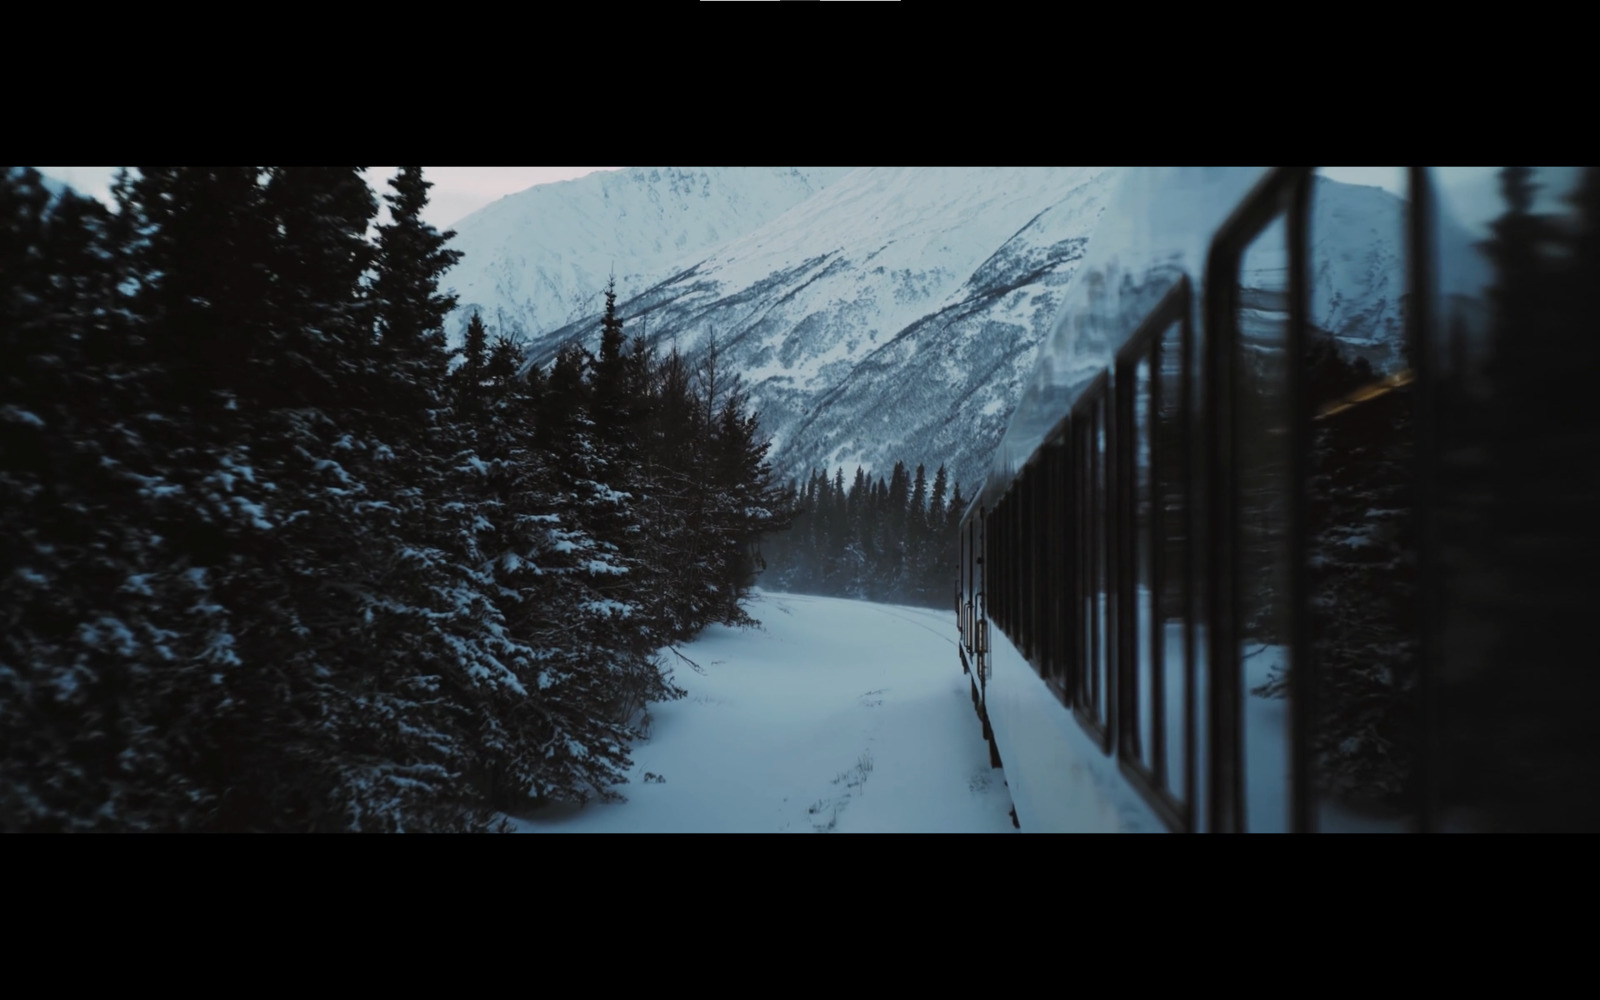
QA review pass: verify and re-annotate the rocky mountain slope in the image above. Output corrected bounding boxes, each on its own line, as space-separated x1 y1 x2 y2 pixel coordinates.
443 167 855 341
448 167 1413 494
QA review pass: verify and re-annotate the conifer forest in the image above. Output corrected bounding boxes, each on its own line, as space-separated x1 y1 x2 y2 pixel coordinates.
762 460 966 611
0 167 788 831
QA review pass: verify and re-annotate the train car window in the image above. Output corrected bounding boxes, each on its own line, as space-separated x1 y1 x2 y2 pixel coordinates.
1017 472 1029 660
964 521 972 649
1232 213 1296 834
1074 412 1091 724
1045 436 1069 695
992 501 1004 641
1126 351 1154 768
1014 483 1023 648
1113 280 1195 831
957 525 965 643
1036 454 1049 678
1196 168 1324 832
1001 495 1013 640
1087 401 1103 736
1179 280 1208 829
1021 472 1032 659
971 516 979 651
1170 296 1202 825
1073 372 1114 753
1009 491 1019 643
1097 393 1114 751
1019 475 1028 655
972 515 980 653
1009 479 1021 653
1036 449 1050 679
992 500 1003 641
988 505 997 640
972 512 985 643
971 514 979 647
976 507 988 662
1015 480 1025 650
1012 489 1021 645
1003 495 1013 641
1024 467 1036 662
1074 417 1089 710
1032 460 1049 672
1003 494 1014 640
1305 167 1416 832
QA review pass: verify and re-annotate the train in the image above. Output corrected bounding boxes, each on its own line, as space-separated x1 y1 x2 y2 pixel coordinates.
955 166 1600 833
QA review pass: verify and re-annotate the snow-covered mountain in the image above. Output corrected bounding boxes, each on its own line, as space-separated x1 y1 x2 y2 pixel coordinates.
443 167 855 341
450 167 1412 494
1304 176 1408 369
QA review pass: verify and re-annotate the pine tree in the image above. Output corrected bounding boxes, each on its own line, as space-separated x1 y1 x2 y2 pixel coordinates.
1273 331 1418 807
454 311 491 411
0 169 204 829
3 166 804 829
371 166 464 424
591 276 632 446
119 167 276 414
928 464 949 536
1459 166 1600 829
261 167 379 410
757 452 965 612
538 341 590 454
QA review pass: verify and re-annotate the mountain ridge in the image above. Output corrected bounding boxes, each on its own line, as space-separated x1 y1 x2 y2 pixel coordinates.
447 167 1417 494
443 166 857 341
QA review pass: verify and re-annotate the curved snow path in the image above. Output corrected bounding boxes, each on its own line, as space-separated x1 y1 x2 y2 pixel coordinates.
510 591 1017 833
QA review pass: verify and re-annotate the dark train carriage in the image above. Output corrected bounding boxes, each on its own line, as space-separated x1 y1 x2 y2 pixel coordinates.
956 166 1600 833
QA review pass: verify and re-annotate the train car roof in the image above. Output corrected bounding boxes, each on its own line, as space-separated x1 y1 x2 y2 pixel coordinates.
970 167 1276 515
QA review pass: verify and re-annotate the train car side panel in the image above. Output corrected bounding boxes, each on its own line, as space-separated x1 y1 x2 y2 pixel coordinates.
982 611 1163 832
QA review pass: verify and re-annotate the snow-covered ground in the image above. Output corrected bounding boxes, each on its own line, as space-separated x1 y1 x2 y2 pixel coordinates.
508 591 1017 834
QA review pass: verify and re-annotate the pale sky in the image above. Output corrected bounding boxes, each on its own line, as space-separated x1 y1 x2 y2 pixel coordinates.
33 166 1526 236
33 167 625 230
365 167 624 228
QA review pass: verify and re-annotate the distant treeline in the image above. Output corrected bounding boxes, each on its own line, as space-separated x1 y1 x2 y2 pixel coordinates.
763 461 964 610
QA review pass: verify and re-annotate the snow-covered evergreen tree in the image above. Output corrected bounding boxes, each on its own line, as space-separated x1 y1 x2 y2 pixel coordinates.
3 165 789 831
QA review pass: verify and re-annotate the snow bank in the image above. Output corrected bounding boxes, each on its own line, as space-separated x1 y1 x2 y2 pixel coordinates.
509 591 1016 833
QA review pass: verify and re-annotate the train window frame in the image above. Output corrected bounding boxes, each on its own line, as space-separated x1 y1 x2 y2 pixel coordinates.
1015 470 1028 660
1031 454 1048 670
976 505 989 666
999 498 1008 640
1072 369 1115 756
1015 476 1025 650
1202 166 1314 833
960 515 972 646
1002 491 1013 643
958 525 966 646
1110 278 1196 832
987 503 997 642
1000 493 1013 643
1406 166 1438 834
952 166 1464 833
1031 456 1048 671
1043 427 1072 701
1020 469 1032 657
989 500 999 641
1021 463 1036 663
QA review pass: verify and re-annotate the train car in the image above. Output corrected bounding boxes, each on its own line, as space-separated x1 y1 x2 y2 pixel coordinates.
956 166 1600 833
